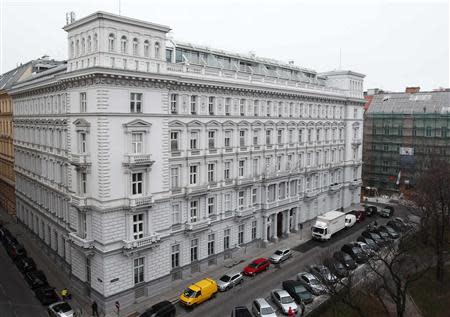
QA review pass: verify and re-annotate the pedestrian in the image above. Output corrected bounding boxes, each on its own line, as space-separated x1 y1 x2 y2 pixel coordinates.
287 306 295 317
300 301 306 317
92 301 99 317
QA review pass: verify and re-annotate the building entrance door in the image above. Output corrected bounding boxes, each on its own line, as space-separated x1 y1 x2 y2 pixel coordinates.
277 213 283 238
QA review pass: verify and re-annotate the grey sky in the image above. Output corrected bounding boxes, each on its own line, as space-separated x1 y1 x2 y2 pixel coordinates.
1 0 448 91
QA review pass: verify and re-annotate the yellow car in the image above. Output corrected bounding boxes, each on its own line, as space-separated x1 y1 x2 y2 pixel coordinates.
179 278 218 307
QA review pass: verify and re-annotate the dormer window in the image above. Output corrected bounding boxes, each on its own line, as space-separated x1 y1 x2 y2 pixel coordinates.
144 40 150 57
108 34 115 52
133 38 139 56
121 36 128 54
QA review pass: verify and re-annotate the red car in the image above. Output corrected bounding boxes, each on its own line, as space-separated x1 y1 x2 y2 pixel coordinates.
350 209 365 223
242 258 270 276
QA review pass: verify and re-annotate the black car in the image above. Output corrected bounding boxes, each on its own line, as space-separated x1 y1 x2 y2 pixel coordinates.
24 270 48 289
323 258 348 278
230 306 253 317
362 230 385 247
333 251 357 270
140 300 176 317
34 286 60 305
372 228 392 242
379 225 400 239
387 220 406 232
357 236 380 252
282 280 314 304
309 265 338 284
341 244 368 264
7 243 27 260
16 256 36 273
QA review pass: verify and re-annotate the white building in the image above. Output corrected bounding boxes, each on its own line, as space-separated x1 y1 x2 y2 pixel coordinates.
10 12 364 312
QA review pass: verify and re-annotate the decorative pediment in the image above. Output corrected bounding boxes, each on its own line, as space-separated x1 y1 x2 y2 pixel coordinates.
287 121 297 127
222 120 236 127
187 120 203 128
251 120 263 127
237 120 250 127
169 120 186 128
264 120 275 126
123 119 152 128
206 120 221 127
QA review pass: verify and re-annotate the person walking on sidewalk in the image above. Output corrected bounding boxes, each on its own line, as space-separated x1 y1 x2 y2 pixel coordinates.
299 301 306 317
92 301 99 317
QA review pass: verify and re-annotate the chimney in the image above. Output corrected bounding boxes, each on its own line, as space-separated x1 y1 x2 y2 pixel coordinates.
405 87 420 94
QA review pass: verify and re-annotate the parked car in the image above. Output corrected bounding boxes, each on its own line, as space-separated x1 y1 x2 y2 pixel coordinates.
16 256 36 273
378 225 400 239
282 280 313 304
357 236 380 252
269 248 292 264
243 258 270 277
47 301 74 317
7 243 26 260
361 230 386 247
309 265 338 284
354 241 376 257
364 205 377 216
372 228 392 242
333 251 357 270
179 278 218 308
349 209 366 223
296 272 325 295
251 298 276 317
24 270 48 289
270 289 298 315
345 214 357 228
341 243 368 263
34 286 60 305
323 258 348 278
387 220 407 232
377 207 393 218
394 217 413 230
217 272 243 291
230 306 252 317
139 300 176 317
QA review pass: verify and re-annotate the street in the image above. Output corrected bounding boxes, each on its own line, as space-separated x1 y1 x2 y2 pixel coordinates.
173 204 411 317
0 244 46 317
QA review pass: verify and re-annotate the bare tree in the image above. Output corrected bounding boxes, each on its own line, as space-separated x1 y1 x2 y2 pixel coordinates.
411 159 450 283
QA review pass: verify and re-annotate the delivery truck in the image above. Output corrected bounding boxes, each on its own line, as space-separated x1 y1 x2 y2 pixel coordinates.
312 211 347 241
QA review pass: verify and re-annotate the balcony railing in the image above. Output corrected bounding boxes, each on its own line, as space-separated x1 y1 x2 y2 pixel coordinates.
235 207 255 219
123 153 153 165
71 153 90 165
185 219 211 232
305 189 319 199
123 234 160 250
68 232 94 249
129 195 153 207
329 183 343 192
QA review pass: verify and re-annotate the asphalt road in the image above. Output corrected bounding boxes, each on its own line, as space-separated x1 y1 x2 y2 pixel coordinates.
174 204 412 317
0 244 47 317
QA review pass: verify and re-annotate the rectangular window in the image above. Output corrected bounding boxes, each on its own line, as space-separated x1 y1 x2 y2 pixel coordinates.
224 229 230 250
172 204 180 224
266 101 271 116
240 99 245 116
278 130 283 144
131 172 143 195
208 131 216 149
224 161 231 180
238 190 245 208
171 167 179 189
190 132 198 150
238 224 244 245
224 193 231 211
80 172 87 194
134 257 144 284
190 239 198 262
208 196 215 215
253 131 259 146
251 221 257 240
225 98 231 115
170 132 179 151
266 130 272 145
208 163 215 182
132 213 144 240
79 132 87 153
239 160 245 177
254 100 259 116
170 94 178 114
190 95 197 114
189 165 198 185
171 244 180 268
253 158 259 176
288 130 293 143
131 132 143 154
130 93 143 113
252 188 257 205
239 130 246 147
190 200 198 222
208 234 215 256
208 96 215 115
80 92 87 112
224 131 232 148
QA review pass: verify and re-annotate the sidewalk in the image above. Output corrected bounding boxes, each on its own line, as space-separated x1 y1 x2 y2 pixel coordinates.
0 208 92 316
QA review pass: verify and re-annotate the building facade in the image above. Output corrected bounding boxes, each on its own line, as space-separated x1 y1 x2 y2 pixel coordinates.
10 12 365 311
363 88 450 193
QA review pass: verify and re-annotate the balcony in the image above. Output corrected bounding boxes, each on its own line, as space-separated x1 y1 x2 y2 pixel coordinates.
123 153 154 166
71 153 91 166
234 207 255 219
329 183 343 193
128 195 153 208
304 189 319 199
349 179 362 189
123 234 160 250
68 232 94 249
185 219 211 233
186 185 209 196
71 195 87 208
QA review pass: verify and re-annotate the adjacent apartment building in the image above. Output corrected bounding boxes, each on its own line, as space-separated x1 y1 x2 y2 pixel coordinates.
8 12 365 311
0 57 61 215
363 87 450 193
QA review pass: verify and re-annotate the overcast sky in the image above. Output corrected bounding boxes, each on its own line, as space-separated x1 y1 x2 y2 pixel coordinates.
0 0 448 91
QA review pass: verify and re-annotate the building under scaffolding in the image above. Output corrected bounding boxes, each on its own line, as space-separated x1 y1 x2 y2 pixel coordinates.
363 88 450 194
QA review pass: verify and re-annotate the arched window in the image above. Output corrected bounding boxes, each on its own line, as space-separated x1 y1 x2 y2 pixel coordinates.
108 34 115 52
76 39 80 56
70 41 74 58
132 38 139 56
143 40 150 57
81 38 86 54
121 36 128 54
154 42 160 58
87 36 92 53
93 33 98 51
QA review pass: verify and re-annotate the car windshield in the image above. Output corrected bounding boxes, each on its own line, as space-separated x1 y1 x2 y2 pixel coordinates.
280 296 293 304
312 227 324 234
183 288 197 298
220 275 231 282
352 247 361 254
54 302 72 313
310 278 320 285
274 250 283 255
261 307 274 314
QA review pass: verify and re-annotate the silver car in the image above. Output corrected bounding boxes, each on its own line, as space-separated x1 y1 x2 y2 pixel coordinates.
251 298 277 317
297 272 326 295
217 272 243 291
269 248 292 264
270 289 298 314
47 301 74 317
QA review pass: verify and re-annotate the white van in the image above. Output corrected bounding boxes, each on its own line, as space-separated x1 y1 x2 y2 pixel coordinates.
345 214 356 228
